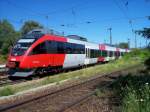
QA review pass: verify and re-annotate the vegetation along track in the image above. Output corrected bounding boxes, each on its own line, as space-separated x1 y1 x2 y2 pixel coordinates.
0 70 40 87
0 77 29 87
0 70 29 87
0 65 140 112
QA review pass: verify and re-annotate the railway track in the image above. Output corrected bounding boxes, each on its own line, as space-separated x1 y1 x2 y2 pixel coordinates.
0 74 41 87
0 77 28 87
0 65 7 75
0 64 23 87
0 65 140 112
0 65 10 86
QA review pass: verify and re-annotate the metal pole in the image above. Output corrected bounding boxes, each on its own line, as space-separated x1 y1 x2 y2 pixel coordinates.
46 15 49 28
146 38 148 47
108 28 112 45
104 39 106 44
128 38 130 48
135 31 137 48
140 42 141 48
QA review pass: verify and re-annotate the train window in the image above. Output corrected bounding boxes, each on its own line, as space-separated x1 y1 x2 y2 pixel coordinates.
65 43 85 54
31 42 47 55
102 50 107 57
89 49 99 58
81 45 85 54
99 50 101 57
65 43 72 54
57 42 65 53
115 51 120 57
74 45 80 54
47 41 57 53
88 50 101 57
90 49 94 58
109 51 113 57
115 51 117 56
118 52 120 56
96 50 99 57
95 50 97 57
70 43 77 54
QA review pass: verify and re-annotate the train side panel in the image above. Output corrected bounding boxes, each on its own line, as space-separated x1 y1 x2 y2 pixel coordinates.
63 54 85 68
84 42 99 65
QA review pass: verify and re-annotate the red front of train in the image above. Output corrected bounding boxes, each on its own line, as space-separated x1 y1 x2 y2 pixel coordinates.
6 29 67 77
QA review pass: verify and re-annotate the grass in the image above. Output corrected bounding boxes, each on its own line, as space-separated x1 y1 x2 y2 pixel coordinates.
0 55 7 64
123 84 150 112
95 88 110 97
112 72 150 112
0 48 149 97
0 86 15 96
111 48 150 112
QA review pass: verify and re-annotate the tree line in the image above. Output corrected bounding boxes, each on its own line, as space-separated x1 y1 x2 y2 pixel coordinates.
0 19 149 55
0 20 43 54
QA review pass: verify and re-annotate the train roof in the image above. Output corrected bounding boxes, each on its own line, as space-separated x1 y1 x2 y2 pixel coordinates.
66 35 87 42
26 29 129 51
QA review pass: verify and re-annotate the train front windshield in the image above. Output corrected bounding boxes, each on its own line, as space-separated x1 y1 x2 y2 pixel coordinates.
11 39 35 56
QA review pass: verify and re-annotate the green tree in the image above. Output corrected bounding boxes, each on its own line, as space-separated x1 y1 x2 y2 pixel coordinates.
1 32 21 54
0 19 20 54
118 42 129 49
137 16 150 47
138 28 150 39
21 20 43 35
137 27 150 48
0 19 15 48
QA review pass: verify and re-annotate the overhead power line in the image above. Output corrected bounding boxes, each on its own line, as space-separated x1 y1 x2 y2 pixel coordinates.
113 0 130 20
4 0 89 18
4 0 44 17
112 0 134 31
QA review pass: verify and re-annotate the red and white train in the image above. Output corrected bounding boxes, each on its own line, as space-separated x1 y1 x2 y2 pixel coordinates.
6 29 130 77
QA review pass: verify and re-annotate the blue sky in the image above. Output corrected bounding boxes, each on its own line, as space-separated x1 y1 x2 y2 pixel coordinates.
0 0 150 48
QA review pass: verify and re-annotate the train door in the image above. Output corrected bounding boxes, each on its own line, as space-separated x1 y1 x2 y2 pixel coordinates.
84 46 90 65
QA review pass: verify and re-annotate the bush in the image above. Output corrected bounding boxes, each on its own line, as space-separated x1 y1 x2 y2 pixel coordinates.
112 74 150 112
0 86 15 96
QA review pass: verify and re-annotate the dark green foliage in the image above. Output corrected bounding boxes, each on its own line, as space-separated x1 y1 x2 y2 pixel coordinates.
118 42 129 49
123 48 150 61
21 20 43 35
112 74 150 112
0 19 21 54
138 28 150 39
112 74 150 96
144 57 150 70
111 49 150 112
137 17 150 47
0 19 43 55
0 19 15 48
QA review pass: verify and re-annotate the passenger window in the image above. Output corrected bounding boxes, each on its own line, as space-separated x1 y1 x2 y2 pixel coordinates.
31 42 47 55
65 43 72 54
47 41 57 53
109 51 113 57
102 50 107 57
57 42 65 53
